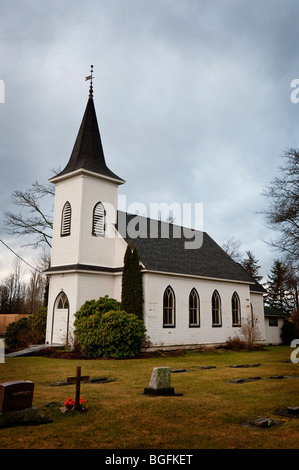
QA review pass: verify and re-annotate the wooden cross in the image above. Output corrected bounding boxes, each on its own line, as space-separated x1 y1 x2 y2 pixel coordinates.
67 367 89 411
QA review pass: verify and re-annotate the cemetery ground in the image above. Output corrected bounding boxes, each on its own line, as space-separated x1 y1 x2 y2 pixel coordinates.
0 345 298 449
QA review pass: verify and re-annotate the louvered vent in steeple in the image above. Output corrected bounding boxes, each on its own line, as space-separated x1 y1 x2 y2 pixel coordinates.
61 201 71 236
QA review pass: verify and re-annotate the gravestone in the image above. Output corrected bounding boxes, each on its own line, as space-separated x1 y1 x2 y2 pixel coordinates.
249 417 276 428
229 377 262 384
0 380 34 412
144 367 182 396
275 406 299 419
287 406 299 415
0 380 44 428
240 417 281 428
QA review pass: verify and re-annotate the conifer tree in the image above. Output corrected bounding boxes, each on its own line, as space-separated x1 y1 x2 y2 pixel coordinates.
241 251 263 282
121 244 143 320
131 245 143 320
121 243 134 313
266 259 298 314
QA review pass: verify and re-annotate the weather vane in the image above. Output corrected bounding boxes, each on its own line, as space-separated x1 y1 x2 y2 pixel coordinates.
85 65 94 99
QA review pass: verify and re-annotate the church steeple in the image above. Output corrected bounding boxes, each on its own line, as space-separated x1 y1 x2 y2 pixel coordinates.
52 66 125 185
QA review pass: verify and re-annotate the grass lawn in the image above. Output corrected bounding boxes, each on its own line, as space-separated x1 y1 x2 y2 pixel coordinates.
0 345 298 450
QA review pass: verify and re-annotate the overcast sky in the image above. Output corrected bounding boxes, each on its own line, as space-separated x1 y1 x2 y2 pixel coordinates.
1 0 299 281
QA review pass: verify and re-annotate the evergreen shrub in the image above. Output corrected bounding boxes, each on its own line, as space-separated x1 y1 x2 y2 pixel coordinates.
74 296 146 358
4 317 29 349
96 310 146 359
27 306 47 344
4 306 47 349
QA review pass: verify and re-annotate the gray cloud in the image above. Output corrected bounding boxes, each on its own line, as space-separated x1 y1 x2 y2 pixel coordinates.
1 0 298 278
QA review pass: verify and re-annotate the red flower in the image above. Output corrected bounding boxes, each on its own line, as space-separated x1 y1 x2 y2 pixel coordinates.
64 397 88 411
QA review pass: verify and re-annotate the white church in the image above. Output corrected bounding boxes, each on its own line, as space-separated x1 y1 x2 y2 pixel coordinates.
45 78 267 349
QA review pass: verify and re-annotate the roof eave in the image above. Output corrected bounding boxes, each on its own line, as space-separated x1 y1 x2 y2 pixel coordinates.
49 168 125 185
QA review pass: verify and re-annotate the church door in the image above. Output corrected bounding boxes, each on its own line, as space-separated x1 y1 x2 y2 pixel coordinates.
51 292 70 344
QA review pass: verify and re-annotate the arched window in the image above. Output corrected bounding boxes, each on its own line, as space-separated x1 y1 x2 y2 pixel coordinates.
163 286 175 327
56 292 69 309
189 288 200 327
212 290 222 326
61 201 71 236
92 202 105 237
232 292 241 326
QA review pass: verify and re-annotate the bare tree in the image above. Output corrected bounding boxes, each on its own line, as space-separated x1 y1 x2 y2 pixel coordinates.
3 258 26 314
3 170 59 249
239 316 262 349
0 251 50 315
221 236 243 262
261 149 299 268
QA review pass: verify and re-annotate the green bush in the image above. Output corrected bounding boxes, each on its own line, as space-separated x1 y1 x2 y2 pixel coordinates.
75 295 121 320
74 296 121 346
27 306 47 344
97 311 146 359
74 296 146 359
4 317 29 349
4 307 47 350
74 313 103 358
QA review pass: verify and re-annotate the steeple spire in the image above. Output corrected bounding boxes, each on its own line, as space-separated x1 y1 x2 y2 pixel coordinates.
51 66 125 185
85 65 94 100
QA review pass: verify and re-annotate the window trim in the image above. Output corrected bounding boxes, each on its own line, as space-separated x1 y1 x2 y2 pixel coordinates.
163 286 176 328
92 201 105 237
212 290 222 327
56 292 69 309
189 288 200 327
61 201 71 237
232 291 241 327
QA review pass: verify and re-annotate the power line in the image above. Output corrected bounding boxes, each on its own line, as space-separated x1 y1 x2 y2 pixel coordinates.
0 239 43 273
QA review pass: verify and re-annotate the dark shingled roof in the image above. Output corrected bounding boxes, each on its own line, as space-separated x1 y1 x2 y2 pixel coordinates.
116 211 265 292
264 306 287 317
55 97 124 183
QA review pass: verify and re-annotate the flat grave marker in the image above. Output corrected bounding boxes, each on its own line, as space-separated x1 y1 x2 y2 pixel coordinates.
276 406 299 419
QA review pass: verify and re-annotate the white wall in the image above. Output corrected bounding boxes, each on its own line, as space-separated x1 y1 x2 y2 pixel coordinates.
143 272 262 347
50 175 83 267
50 172 119 269
46 272 78 344
79 176 119 267
264 317 284 344
250 292 266 342
46 271 120 345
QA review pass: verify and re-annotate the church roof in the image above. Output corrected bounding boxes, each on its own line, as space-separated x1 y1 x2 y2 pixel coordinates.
53 95 125 184
264 306 287 317
116 211 266 291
